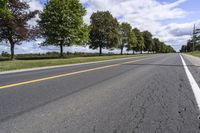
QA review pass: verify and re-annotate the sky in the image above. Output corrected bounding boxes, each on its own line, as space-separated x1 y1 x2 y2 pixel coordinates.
1 0 200 54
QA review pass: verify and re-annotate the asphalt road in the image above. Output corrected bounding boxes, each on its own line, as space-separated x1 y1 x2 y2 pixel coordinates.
0 54 200 133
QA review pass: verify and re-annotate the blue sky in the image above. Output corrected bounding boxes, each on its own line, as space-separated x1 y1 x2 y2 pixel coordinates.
160 0 200 24
39 0 46 5
1 0 200 54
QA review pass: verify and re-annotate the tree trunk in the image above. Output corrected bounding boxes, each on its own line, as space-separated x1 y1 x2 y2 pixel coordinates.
121 46 123 55
132 49 135 54
10 44 15 60
8 36 15 60
140 46 143 54
60 44 63 58
99 45 102 56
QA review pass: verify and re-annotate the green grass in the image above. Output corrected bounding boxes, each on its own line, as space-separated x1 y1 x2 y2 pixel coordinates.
0 56 9 61
188 51 200 57
0 54 147 72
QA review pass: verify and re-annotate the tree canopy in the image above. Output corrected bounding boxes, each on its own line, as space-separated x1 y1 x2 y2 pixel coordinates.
133 28 145 54
153 38 161 53
152 38 175 53
119 22 137 54
180 34 200 52
0 0 38 60
38 0 87 57
119 22 130 54
180 25 200 53
143 31 154 53
89 11 120 55
0 0 11 19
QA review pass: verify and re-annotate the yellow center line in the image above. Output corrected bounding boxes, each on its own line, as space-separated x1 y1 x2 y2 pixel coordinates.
0 56 157 90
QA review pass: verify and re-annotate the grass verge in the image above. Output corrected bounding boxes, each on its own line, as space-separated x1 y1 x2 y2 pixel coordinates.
0 54 147 72
188 51 200 58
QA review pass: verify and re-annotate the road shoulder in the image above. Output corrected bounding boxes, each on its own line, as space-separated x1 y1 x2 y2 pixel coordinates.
182 54 200 67
182 54 200 90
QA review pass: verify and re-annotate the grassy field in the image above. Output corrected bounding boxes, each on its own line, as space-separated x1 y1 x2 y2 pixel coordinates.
0 54 148 72
188 51 200 57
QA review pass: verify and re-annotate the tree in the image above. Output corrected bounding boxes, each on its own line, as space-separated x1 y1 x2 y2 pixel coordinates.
127 29 137 54
133 28 145 54
119 23 130 55
143 31 154 53
89 11 120 56
165 45 175 53
194 35 200 51
151 39 156 53
182 25 200 52
0 0 38 60
38 0 87 57
186 39 193 52
159 42 165 53
180 45 187 53
153 38 161 53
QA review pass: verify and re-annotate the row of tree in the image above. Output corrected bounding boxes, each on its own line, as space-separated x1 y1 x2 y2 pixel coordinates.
180 35 200 53
0 0 175 60
180 26 200 53
118 23 174 55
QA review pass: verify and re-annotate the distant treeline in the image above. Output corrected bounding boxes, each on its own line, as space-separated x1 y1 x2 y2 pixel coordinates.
0 0 175 60
180 37 200 53
0 51 131 61
180 26 200 53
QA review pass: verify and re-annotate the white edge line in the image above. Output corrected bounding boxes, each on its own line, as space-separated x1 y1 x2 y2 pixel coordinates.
0 55 155 75
180 54 200 110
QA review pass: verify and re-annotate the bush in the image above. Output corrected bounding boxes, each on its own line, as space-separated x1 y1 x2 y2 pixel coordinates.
1 51 10 57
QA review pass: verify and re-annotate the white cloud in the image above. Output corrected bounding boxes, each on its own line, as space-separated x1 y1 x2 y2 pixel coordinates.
82 0 187 23
156 19 200 49
27 0 43 26
28 0 43 11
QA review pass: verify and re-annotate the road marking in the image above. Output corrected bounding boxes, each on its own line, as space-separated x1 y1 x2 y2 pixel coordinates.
180 54 200 110
0 56 156 90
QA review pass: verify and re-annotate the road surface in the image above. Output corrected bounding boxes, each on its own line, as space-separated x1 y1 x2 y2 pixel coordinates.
0 54 200 133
